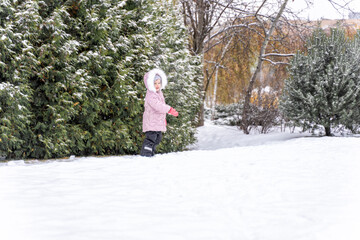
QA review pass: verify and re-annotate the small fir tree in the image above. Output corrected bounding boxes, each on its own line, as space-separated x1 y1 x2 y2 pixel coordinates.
280 28 360 136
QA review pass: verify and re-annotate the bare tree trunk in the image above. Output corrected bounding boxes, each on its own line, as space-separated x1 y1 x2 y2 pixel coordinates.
199 100 205 126
325 126 332 136
241 0 290 134
211 64 219 120
210 34 233 120
180 0 235 126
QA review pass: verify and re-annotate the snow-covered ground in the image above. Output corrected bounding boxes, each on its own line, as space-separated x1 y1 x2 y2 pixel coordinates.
1 122 360 240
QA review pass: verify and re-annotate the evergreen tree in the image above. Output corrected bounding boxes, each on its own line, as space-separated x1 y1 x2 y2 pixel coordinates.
0 0 36 159
0 0 201 159
144 1 202 152
280 28 360 136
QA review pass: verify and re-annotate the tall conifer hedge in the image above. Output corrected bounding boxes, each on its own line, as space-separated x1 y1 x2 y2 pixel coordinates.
0 0 201 159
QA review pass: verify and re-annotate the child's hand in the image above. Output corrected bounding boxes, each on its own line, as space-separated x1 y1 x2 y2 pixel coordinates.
168 107 178 117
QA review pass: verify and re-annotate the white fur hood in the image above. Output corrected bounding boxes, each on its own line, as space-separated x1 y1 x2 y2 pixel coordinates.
143 68 168 93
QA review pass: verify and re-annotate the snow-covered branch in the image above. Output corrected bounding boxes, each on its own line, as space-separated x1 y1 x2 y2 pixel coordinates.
204 22 260 45
263 53 294 57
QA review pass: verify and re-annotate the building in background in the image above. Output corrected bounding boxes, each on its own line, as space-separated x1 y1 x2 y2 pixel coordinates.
318 19 360 32
349 12 360 19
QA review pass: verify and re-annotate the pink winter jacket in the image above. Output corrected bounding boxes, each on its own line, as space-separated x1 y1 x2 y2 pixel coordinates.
142 69 171 132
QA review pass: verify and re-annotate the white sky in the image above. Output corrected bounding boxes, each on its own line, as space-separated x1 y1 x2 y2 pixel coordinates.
287 0 360 20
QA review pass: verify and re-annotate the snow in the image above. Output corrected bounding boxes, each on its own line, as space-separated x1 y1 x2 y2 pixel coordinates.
0 82 6 90
189 122 312 150
1 122 360 240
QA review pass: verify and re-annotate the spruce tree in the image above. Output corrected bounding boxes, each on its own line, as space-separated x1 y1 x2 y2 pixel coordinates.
280 28 360 136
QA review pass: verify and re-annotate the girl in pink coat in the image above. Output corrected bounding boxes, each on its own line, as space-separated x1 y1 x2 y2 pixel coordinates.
140 68 178 157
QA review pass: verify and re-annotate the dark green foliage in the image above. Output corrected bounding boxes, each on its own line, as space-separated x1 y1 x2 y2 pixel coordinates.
0 1 37 159
0 0 201 159
280 28 360 136
211 103 242 126
147 3 202 153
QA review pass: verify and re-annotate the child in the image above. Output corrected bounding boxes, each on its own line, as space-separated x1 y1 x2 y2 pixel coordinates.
140 68 178 157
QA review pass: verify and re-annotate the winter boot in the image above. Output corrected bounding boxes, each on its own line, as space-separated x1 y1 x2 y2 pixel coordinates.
140 131 162 157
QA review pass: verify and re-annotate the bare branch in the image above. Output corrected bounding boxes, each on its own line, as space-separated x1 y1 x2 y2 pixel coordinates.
241 0 291 134
255 0 268 17
204 22 261 46
262 58 290 65
204 60 226 69
263 53 295 57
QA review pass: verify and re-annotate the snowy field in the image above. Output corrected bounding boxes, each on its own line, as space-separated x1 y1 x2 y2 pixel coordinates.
1 122 360 240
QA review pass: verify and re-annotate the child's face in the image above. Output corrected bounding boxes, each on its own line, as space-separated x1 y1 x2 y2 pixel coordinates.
154 79 161 91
